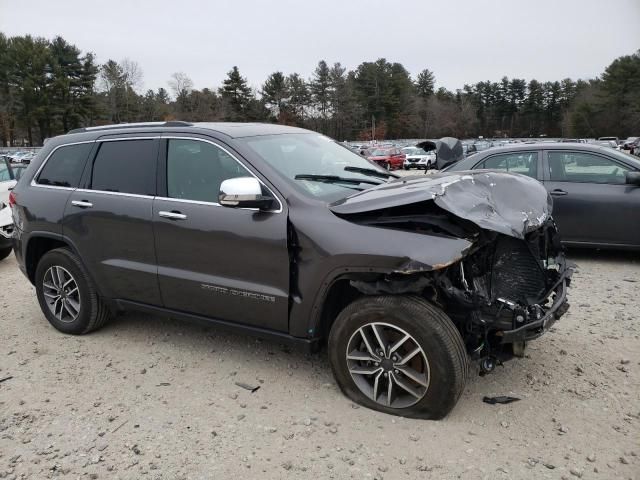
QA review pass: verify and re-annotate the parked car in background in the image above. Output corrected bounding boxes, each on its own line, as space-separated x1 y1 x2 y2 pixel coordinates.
598 136 620 144
445 143 640 249
595 140 619 149
10 122 572 419
10 164 28 180
366 147 405 170
401 146 436 170
0 156 17 260
621 137 638 154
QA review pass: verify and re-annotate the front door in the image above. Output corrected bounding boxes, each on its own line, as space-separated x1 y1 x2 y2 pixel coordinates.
153 136 290 331
543 149 640 247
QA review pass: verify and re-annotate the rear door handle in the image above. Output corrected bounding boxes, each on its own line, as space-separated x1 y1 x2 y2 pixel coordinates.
158 211 187 220
71 200 93 208
550 189 568 196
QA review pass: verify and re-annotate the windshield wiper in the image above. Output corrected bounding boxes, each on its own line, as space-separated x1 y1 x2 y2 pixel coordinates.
344 166 397 180
294 174 382 186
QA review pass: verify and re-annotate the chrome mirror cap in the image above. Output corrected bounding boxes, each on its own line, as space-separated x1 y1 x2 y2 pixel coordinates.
219 177 273 209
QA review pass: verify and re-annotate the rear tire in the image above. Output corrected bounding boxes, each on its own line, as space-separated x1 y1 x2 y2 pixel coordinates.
328 296 468 419
35 248 111 334
0 247 12 261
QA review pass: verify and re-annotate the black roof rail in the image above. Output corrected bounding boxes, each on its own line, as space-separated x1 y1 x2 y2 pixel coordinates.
67 121 193 134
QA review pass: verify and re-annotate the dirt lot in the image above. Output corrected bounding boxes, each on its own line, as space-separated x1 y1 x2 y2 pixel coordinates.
0 249 639 480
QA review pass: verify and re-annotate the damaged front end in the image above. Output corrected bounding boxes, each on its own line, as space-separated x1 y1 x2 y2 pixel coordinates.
331 171 573 372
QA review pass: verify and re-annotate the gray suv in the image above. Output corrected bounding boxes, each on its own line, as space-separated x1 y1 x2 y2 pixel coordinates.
10 122 572 418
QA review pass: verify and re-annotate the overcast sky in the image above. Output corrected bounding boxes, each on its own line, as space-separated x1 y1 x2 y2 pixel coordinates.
1 0 639 94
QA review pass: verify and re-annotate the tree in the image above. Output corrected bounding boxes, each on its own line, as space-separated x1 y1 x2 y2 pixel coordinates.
310 60 332 129
261 71 289 120
415 69 435 98
219 66 254 121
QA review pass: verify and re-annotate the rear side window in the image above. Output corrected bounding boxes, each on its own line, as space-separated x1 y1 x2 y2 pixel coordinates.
478 151 538 179
91 140 156 195
37 143 93 187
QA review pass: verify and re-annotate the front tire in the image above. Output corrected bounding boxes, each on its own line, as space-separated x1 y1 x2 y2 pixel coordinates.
328 296 468 419
35 248 111 334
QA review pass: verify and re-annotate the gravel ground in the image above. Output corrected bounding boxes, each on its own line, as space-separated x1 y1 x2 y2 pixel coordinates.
1 245 639 479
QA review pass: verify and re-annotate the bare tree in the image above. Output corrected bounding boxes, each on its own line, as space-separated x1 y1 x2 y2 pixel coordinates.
121 58 143 92
168 72 194 99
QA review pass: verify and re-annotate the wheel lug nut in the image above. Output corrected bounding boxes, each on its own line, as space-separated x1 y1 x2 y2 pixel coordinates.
394 369 399 374
383 372 388 377
374 362 379 367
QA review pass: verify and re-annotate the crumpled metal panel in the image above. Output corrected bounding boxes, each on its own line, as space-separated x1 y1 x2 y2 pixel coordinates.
330 171 552 240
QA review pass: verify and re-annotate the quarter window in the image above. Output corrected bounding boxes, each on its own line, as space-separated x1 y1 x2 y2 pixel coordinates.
166 139 249 203
91 140 157 195
478 151 538 178
547 151 630 184
37 143 93 187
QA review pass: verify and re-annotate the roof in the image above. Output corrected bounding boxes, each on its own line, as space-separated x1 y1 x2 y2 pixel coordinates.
66 121 310 139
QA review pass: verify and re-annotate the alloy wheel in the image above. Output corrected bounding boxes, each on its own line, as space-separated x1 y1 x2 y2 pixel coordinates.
346 322 430 408
42 266 81 323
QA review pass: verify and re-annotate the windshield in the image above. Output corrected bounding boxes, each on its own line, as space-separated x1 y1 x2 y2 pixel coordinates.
240 133 390 201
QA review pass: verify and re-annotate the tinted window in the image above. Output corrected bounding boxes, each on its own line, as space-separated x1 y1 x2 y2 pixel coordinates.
548 151 630 184
0 160 11 181
479 151 538 178
166 139 249 203
91 140 156 195
37 143 92 187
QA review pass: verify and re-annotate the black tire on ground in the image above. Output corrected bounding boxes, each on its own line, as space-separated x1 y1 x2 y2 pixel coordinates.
35 248 111 334
0 247 12 261
328 295 468 419
403 165 409 170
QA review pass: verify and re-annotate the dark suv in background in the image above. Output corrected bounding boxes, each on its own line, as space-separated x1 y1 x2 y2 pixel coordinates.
10 122 572 418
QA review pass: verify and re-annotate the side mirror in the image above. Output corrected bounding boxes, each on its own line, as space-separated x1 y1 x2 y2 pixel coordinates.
625 171 640 186
219 177 274 210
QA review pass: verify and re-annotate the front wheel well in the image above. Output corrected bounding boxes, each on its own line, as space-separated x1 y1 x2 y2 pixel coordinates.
25 236 71 283
316 278 363 343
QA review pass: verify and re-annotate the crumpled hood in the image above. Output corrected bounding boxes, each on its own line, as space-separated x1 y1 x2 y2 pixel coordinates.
330 171 553 239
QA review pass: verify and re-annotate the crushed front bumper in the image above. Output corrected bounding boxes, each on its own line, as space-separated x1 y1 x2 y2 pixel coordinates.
498 270 572 344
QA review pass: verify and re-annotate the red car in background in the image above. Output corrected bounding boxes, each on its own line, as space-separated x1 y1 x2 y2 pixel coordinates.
366 147 405 170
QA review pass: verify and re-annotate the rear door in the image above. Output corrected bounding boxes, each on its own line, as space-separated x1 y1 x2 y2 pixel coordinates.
63 135 162 304
542 149 640 247
153 135 290 331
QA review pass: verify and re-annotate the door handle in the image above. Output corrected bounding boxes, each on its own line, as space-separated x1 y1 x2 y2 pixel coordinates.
550 189 568 196
158 211 187 220
71 200 93 208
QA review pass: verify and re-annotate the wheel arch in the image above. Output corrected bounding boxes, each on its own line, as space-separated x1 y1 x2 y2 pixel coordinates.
24 233 82 284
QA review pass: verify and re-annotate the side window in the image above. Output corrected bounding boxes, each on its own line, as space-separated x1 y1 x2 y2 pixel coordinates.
166 139 250 203
548 151 630 184
37 143 93 187
479 152 538 178
0 160 11 181
91 140 156 195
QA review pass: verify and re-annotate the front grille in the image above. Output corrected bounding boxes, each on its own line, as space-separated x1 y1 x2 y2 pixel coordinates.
491 236 546 303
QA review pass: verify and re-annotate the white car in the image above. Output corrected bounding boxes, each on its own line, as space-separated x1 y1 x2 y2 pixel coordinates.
402 146 436 170
0 156 17 261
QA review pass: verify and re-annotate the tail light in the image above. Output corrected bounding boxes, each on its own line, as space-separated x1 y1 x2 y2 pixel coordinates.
8 191 16 208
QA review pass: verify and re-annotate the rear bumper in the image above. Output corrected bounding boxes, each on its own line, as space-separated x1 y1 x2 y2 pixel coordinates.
499 270 571 343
